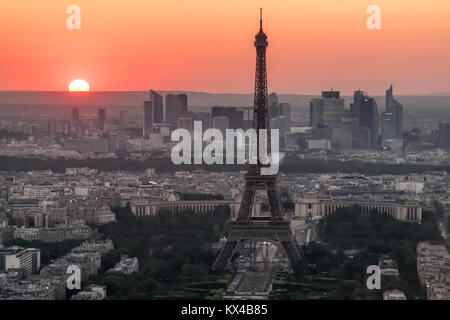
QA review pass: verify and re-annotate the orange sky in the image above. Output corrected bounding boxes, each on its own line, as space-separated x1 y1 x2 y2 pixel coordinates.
1 0 449 94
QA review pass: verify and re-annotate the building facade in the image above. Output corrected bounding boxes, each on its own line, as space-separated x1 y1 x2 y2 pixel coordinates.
295 198 422 222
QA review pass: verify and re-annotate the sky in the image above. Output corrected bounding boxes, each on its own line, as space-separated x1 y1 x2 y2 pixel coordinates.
1 0 450 95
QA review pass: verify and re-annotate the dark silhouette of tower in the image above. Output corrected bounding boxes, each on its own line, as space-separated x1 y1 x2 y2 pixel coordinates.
212 9 304 270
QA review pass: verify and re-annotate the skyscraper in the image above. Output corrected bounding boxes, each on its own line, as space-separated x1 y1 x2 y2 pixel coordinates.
97 108 106 130
350 90 366 118
165 94 187 127
386 85 403 139
142 101 153 138
268 92 278 106
71 107 80 125
381 112 396 140
149 90 163 124
242 107 254 130
268 92 279 119
211 106 243 129
193 112 211 130
351 90 379 149
177 117 193 132
333 117 358 149
309 91 344 129
360 97 379 148
212 116 229 138
279 103 291 121
119 110 128 128
437 122 450 149
270 102 291 145
310 99 323 128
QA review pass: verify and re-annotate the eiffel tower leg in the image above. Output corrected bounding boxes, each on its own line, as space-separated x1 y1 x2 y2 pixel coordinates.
280 240 303 267
214 180 257 269
236 180 256 221
266 180 283 220
212 240 239 270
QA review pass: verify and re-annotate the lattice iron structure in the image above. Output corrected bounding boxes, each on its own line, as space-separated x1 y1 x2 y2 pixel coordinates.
212 9 304 270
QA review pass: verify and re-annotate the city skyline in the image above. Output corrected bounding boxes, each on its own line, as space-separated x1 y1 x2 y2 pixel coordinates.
0 2 450 303
1 1 450 94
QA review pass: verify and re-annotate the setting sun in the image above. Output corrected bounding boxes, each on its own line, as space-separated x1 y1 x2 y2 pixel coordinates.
68 79 90 92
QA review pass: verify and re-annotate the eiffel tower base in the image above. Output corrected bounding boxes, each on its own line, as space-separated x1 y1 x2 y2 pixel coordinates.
212 221 303 270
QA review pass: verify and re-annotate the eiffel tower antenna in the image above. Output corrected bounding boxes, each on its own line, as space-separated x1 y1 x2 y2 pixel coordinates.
260 7 263 31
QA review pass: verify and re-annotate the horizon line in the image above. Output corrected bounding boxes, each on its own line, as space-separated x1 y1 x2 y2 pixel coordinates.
1 90 450 97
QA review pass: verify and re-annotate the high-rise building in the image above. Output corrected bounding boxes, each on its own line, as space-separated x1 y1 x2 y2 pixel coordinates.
119 110 128 128
310 91 344 129
381 112 396 139
333 117 359 150
267 99 291 145
193 112 211 130
242 107 254 130
72 107 80 125
268 92 278 106
349 90 367 117
142 101 153 138
211 106 243 129
149 90 163 124
269 115 290 144
177 117 193 132
437 122 450 149
351 90 379 149
381 112 403 149
212 116 229 138
97 108 106 130
321 91 344 129
310 99 323 128
360 97 379 148
268 92 279 119
279 103 291 120
267 92 291 127
166 94 188 127
359 97 377 129
386 85 403 139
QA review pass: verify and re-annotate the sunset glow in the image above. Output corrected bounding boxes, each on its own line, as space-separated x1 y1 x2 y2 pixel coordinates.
1 0 450 94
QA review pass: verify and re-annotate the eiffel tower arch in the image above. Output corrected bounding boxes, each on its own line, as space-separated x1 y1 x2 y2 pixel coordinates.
212 174 304 270
212 9 304 271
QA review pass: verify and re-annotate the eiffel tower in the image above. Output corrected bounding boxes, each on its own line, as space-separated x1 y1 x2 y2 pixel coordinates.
212 9 304 270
